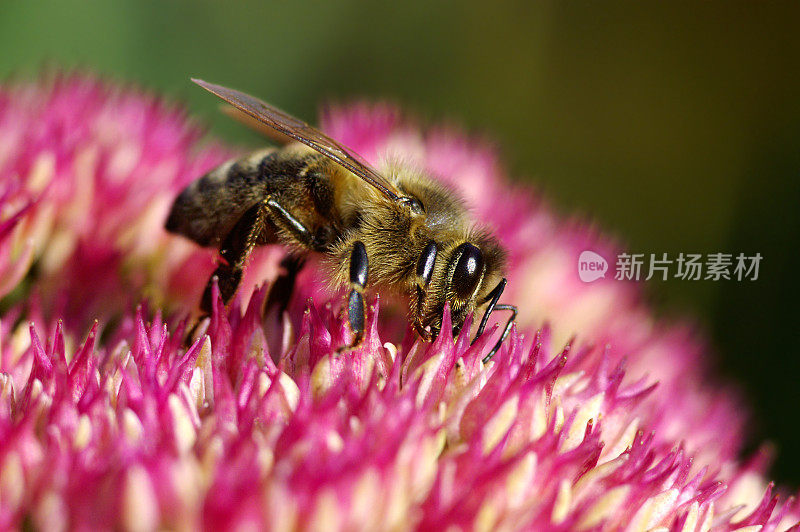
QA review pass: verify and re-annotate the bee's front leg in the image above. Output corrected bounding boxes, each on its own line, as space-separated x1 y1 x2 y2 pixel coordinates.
472 278 518 363
342 241 368 350
412 241 439 341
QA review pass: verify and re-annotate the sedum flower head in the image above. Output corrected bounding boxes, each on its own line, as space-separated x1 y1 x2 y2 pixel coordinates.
0 74 797 530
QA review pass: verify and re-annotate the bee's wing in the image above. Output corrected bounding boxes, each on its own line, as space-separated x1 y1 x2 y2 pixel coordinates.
192 78 403 202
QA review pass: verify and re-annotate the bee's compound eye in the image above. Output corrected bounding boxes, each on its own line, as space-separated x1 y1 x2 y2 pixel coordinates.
450 243 484 300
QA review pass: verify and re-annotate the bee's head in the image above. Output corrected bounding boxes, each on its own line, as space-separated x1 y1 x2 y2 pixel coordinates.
416 231 506 340
384 164 507 340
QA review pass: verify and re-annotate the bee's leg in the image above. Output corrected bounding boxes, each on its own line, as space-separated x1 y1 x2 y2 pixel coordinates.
257 195 324 362
342 241 368 350
412 241 439 340
201 201 268 314
481 305 517 364
258 195 325 316
262 254 306 363
473 278 507 339
264 197 316 248
202 194 321 314
264 254 306 314
471 278 518 363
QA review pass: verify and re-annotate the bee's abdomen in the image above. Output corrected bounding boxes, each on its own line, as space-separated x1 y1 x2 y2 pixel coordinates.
166 149 276 246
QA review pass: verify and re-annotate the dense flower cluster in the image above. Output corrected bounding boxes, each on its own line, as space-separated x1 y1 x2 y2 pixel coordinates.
0 74 796 530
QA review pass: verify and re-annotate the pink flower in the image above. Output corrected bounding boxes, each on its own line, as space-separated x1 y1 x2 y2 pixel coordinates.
0 73 797 530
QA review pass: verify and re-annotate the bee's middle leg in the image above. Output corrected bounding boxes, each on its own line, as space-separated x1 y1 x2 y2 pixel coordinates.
264 254 306 314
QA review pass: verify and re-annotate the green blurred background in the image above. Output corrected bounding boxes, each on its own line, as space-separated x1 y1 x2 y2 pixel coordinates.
2 1 798 483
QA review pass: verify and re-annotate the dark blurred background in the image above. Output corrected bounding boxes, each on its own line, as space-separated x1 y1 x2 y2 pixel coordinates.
2 1 798 484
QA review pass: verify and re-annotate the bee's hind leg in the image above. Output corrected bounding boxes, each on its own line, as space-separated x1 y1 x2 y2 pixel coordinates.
340 241 368 351
201 202 268 314
202 195 320 315
188 202 267 347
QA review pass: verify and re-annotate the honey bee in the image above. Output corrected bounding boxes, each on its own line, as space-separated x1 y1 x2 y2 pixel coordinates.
166 79 516 362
